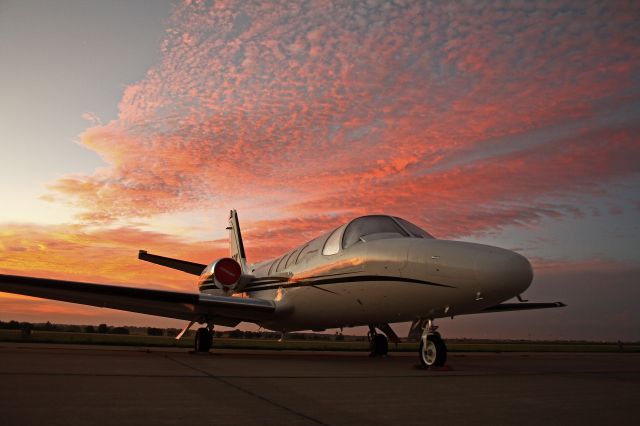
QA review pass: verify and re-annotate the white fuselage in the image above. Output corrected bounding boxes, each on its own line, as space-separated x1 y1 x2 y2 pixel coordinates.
202 236 533 332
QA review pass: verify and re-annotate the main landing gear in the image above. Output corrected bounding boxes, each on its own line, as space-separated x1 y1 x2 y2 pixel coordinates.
368 325 389 357
194 326 213 353
418 319 447 368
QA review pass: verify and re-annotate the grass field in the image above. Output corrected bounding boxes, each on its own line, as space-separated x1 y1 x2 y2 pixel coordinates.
1 329 638 352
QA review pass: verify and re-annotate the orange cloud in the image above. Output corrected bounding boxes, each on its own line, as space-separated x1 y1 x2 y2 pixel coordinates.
0 222 229 323
0 223 220 288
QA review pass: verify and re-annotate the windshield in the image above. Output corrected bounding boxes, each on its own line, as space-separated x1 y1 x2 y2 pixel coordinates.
342 216 408 249
342 215 434 249
393 217 434 239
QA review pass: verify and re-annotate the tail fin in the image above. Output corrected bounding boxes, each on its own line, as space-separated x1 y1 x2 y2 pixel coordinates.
228 209 248 272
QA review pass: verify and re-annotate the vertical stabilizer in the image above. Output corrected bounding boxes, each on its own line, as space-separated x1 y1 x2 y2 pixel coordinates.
228 209 248 272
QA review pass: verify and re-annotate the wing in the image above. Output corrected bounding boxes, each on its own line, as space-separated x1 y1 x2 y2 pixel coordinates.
0 274 275 325
481 302 566 313
408 301 566 339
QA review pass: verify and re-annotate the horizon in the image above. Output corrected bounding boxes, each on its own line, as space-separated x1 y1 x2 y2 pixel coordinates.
2 319 638 344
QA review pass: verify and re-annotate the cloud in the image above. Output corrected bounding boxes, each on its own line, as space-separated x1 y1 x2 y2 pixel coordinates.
287 122 640 237
80 112 101 125
530 257 639 275
44 1 639 240
0 222 229 323
0 223 219 288
18 3 628 235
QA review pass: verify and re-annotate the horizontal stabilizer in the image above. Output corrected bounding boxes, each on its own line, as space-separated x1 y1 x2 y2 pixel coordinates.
482 302 566 313
138 250 206 276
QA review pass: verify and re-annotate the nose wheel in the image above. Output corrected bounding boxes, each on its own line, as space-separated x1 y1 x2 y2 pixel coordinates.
418 320 447 368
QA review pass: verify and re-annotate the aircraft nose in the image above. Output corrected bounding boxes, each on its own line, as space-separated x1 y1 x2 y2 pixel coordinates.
475 248 533 297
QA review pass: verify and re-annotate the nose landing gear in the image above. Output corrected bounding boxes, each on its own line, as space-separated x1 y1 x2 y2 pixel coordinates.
418 319 447 368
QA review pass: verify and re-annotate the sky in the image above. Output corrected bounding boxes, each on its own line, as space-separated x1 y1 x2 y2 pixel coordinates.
1 0 639 341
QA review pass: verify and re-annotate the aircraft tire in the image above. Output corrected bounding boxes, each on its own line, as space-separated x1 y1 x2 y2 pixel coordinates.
419 334 447 368
370 334 388 357
195 327 212 352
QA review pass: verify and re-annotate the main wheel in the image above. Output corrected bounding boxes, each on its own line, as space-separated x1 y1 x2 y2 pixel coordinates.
419 333 447 367
369 334 389 357
194 327 212 353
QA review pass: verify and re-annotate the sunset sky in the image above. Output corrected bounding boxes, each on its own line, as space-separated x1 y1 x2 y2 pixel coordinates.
1 0 638 340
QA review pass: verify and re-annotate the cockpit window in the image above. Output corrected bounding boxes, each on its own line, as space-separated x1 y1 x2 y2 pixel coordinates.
342 215 409 249
393 217 434 239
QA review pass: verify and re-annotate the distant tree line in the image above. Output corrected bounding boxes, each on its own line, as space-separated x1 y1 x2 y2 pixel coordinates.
147 327 164 336
0 320 359 341
221 330 353 341
0 320 128 335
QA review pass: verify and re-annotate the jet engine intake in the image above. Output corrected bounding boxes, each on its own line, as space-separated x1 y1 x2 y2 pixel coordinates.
198 257 247 294
211 257 242 290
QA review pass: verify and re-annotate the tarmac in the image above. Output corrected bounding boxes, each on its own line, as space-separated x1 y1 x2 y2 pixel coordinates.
0 343 637 426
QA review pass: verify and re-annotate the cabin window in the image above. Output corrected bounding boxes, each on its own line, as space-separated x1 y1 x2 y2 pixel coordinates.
298 244 318 264
275 255 288 273
322 224 345 255
267 260 277 276
342 215 408 249
295 245 309 264
286 248 301 268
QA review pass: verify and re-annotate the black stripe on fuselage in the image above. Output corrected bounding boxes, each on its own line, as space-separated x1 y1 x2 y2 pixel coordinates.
200 275 292 287
200 271 357 287
199 275 455 293
241 271 357 289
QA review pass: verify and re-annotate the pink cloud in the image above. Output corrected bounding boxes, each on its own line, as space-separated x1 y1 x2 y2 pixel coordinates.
44 1 639 238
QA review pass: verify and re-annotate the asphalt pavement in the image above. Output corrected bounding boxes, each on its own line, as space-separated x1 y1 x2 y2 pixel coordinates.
0 343 637 425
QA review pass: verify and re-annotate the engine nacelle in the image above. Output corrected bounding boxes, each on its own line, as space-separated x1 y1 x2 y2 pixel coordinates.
199 257 245 294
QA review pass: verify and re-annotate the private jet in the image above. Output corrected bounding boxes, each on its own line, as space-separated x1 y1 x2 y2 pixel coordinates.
0 210 565 367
